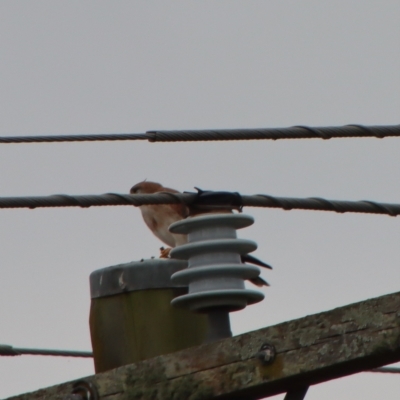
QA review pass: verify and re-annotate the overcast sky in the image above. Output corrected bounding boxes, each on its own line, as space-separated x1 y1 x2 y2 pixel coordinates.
0 1 399 399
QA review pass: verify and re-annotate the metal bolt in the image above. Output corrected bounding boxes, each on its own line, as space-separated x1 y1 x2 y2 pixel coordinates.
70 380 99 400
256 343 276 365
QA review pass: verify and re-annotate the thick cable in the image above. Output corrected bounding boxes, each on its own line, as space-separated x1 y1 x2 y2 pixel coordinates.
148 124 400 141
0 192 400 217
0 124 399 144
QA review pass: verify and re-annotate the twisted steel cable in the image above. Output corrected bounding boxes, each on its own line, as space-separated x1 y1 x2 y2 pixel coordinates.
0 192 399 217
0 124 399 144
147 124 400 142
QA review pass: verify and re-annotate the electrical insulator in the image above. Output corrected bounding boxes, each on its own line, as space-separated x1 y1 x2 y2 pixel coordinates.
169 214 265 342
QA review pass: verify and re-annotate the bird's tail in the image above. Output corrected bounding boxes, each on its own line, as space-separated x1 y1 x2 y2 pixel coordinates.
241 254 273 270
249 276 270 287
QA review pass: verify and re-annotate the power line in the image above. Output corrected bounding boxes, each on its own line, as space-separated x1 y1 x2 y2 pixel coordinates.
0 342 398 373
0 192 399 217
0 124 399 144
147 124 400 142
369 367 400 374
0 133 148 144
0 344 92 358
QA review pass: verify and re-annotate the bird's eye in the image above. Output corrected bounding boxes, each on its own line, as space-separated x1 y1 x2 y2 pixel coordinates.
133 186 143 194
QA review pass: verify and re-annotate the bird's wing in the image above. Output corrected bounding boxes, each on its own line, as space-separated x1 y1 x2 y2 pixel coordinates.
159 186 189 218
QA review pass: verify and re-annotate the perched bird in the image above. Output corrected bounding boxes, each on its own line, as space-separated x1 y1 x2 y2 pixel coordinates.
130 181 188 255
130 180 272 286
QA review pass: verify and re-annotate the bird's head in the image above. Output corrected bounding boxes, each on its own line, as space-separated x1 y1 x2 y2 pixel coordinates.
130 181 163 194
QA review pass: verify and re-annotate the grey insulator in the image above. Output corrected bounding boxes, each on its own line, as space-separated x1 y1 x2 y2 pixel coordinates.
170 214 265 313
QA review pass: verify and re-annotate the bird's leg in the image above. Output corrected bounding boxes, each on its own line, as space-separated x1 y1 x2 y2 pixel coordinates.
159 247 172 258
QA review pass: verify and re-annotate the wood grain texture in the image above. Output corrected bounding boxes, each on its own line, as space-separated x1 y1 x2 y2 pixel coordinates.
8 291 400 400
90 288 208 372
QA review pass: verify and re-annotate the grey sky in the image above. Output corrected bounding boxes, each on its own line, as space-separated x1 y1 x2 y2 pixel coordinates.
0 1 399 398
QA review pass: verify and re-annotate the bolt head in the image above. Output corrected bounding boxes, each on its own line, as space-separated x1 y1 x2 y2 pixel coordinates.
256 343 276 365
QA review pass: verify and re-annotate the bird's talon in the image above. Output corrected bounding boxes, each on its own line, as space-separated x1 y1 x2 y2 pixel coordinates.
160 247 172 258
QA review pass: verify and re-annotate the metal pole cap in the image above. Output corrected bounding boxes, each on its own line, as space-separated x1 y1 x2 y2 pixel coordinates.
90 259 188 299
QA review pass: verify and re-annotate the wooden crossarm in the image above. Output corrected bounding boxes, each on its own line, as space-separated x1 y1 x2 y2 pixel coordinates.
8 291 400 400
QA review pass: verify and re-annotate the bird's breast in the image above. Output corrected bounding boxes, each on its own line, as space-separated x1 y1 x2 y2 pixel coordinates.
139 205 186 248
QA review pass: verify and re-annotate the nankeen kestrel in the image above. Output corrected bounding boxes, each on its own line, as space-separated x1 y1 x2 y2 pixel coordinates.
130 181 271 286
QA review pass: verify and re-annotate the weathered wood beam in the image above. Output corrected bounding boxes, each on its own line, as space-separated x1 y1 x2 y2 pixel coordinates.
8 291 400 400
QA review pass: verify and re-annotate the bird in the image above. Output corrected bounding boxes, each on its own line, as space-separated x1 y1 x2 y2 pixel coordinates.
130 180 189 255
130 180 272 286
